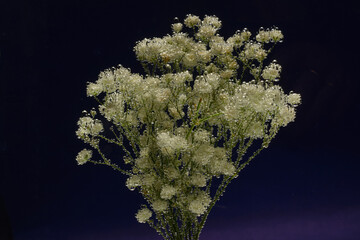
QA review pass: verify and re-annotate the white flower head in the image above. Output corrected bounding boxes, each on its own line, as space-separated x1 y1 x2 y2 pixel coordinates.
152 199 169 212
188 191 211 216
262 62 282 82
241 42 267 61
76 116 104 139
269 28 284 42
184 14 201 28
202 15 222 29
287 93 301 106
193 144 215 165
196 25 217 40
160 185 177 200
273 105 296 127
256 28 271 43
190 173 207 187
76 149 92 165
126 175 142 191
135 208 152 223
157 131 188 155
193 129 210 143
172 23 183 33
99 92 125 123
86 82 103 97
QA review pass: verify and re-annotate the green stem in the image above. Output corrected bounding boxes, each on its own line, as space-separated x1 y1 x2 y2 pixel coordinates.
148 220 167 240
195 139 271 239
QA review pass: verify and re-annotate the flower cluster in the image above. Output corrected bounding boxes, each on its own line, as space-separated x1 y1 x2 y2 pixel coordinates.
76 14 300 240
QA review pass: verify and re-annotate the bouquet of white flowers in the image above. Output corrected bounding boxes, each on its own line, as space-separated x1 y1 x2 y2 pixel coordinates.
76 14 301 240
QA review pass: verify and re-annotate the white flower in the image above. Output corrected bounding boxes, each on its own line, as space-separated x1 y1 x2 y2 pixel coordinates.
202 15 221 29
188 192 211 216
196 25 217 40
141 174 156 187
160 185 177 200
287 93 301 106
76 116 104 139
193 144 215 165
164 166 180 180
135 208 152 223
126 175 142 191
269 29 283 42
241 42 267 61
245 120 265 139
205 73 220 89
273 105 296 127
152 199 168 212
210 37 233 55
157 131 188 155
99 92 125 123
183 53 198 68
178 94 187 104
134 37 165 62
76 149 92 165
262 62 282 82
86 82 103 97
194 77 213 94
184 14 201 28
190 173 207 187
154 88 171 103
256 29 271 43
172 23 183 33
208 148 235 176
193 129 210 143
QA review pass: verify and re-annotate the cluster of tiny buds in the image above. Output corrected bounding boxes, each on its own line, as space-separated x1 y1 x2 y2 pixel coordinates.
256 27 284 43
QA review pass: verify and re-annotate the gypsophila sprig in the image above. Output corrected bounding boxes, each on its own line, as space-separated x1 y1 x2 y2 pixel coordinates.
76 14 301 240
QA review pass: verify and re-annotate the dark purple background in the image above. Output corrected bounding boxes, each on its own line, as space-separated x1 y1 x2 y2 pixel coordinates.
1 0 359 239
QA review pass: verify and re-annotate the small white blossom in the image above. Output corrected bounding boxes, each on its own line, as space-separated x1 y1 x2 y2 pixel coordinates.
157 131 188 155
76 149 92 165
86 82 103 97
160 185 177 200
190 174 207 187
202 15 222 29
172 23 183 33
141 174 156 187
184 14 201 28
256 29 271 43
165 166 180 180
135 208 152 223
76 116 104 139
262 62 282 82
273 105 296 127
126 175 142 191
134 37 165 62
241 42 267 61
193 144 215 165
193 129 210 143
269 29 283 42
99 92 125 123
188 192 211 216
194 78 212 94
152 199 168 212
287 93 301 106
196 25 217 40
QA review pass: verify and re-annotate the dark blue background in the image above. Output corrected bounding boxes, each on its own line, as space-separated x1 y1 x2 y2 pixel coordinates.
1 0 359 239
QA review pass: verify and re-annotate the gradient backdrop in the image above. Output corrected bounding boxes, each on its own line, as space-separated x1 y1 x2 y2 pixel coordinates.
1 0 359 239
